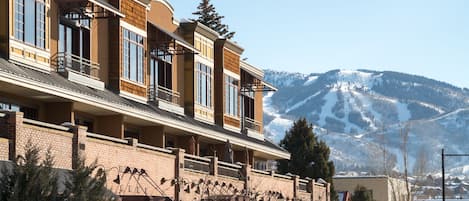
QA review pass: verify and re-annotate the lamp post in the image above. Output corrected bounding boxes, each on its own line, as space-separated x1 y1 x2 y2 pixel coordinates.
441 149 469 201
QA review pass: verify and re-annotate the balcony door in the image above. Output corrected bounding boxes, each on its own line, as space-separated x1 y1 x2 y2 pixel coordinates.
150 49 172 90
58 16 90 61
243 94 255 119
150 49 174 103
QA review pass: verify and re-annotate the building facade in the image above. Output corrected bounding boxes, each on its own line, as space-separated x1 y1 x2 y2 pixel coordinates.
333 176 410 201
0 0 330 200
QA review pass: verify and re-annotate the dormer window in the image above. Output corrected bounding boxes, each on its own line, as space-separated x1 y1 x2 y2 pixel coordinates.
14 0 46 48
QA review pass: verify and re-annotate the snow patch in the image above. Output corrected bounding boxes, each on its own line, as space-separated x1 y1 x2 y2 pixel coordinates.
303 75 319 86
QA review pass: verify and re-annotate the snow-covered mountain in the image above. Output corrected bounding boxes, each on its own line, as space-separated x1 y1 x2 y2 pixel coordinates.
263 69 469 174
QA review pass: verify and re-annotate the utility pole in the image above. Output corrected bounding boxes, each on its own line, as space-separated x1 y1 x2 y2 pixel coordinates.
441 149 469 201
442 149 445 201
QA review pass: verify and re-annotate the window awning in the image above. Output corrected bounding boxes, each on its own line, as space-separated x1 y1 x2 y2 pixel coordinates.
148 22 199 55
58 0 124 19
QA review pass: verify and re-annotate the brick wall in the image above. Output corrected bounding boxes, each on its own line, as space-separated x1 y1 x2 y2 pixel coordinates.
251 172 295 199
0 138 9 161
86 138 176 198
16 124 74 169
0 111 329 201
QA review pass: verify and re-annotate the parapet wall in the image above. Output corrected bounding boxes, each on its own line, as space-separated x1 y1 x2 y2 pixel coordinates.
0 111 330 201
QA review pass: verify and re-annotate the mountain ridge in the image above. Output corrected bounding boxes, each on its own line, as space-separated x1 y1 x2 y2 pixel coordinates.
263 69 469 175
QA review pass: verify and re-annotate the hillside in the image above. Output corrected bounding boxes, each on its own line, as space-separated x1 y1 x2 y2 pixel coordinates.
263 69 469 174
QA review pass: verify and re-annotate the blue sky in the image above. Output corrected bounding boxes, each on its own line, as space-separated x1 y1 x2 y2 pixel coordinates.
169 0 469 88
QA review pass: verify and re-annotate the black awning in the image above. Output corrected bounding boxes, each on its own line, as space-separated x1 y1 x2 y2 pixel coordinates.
148 22 198 55
58 0 124 19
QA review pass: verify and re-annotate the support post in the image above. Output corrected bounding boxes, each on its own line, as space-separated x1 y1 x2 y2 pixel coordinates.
293 175 300 199
210 156 218 176
173 148 185 201
71 125 88 169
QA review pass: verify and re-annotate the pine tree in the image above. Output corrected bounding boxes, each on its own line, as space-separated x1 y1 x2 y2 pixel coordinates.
64 156 113 201
277 118 338 201
351 185 374 201
192 0 235 39
0 142 60 201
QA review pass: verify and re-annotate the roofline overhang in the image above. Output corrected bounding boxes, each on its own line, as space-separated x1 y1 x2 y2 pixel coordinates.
240 60 264 79
217 38 244 55
180 21 220 41
0 69 289 160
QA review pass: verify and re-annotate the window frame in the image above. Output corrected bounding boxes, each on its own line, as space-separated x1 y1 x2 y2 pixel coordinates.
195 62 213 108
14 0 46 49
225 75 239 117
122 28 145 84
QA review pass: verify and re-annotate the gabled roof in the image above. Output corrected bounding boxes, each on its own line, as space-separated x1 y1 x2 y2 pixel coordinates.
0 57 289 159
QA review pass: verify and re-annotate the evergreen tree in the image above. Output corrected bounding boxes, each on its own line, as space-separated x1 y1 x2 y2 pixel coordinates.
64 156 113 201
351 185 374 201
192 0 235 39
277 118 338 200
0 142 59 201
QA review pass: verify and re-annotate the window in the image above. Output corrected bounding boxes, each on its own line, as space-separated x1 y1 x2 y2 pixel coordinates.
225 75 239 117
0 101 38 120
196 63 212 108
14 0 46 48
122 28 144 84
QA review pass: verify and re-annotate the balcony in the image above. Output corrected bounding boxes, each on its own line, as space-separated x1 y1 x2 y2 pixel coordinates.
56 52 104 90
245 117 262 133
148 85 184 115
244 117 264 140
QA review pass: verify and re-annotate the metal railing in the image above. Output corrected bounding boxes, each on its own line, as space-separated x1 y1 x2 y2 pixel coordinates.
299 181 309 192
56 52 100 79
148 85 180 105
184 154 210 174
244 117 262 133
218 161 242 179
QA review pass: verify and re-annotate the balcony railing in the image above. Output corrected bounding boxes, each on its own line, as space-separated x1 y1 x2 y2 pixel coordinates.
217 161 242 179
56 52 100 79
244 117 262 133
299 180 309 192
148 85 180 105
184 154 210 174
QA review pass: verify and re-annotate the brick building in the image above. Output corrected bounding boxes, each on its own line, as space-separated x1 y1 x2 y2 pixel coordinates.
0 0 330 200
